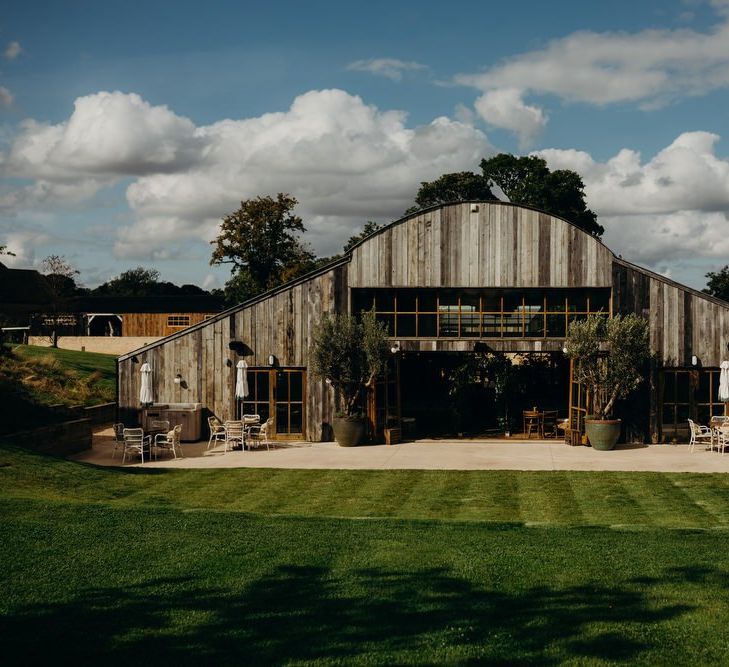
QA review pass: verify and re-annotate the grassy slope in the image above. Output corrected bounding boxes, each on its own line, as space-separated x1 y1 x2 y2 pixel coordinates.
0 345 116 434
2 445 729 665
12 344 116 399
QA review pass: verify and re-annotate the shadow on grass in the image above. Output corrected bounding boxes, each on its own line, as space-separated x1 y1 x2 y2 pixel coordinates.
0 564 700 665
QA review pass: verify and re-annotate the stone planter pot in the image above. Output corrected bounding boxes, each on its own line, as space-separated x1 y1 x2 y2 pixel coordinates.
585 418 622 451
332 416 365 447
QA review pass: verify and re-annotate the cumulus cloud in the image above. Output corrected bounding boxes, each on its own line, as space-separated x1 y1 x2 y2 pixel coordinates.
473 88 547 147
534 131 729 265
4 41 21 61
0 229 49 267
455 3 729 139
3 92 202 181
347 58 426 81
0 86 13 108
2 89 492 259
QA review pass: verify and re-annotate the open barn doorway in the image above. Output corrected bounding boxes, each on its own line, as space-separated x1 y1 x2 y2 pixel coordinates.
397 351 569 439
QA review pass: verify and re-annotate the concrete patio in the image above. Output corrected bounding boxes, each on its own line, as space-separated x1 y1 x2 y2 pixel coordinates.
71 427 729 473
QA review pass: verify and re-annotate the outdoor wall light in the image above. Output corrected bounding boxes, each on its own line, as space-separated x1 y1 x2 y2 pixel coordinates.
174 373 182 384
390 342 400 354
562 342 569 354
268 354 276 366
470 203 479 212
692 355 698 366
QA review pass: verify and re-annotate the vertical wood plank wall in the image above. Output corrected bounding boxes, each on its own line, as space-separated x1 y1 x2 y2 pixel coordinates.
118 265 348 440
612 261 729 367
348 203 614 288
123 312 214 337
118 202 729 440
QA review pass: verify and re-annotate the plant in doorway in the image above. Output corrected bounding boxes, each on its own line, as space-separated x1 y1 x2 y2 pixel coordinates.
310 309 389 446
565 314 650 450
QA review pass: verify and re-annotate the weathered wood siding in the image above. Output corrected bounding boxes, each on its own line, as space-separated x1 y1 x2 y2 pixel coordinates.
123 312 214 337
118 265 348 440
613 261 729 367
118 201 729 442
349 203 613 288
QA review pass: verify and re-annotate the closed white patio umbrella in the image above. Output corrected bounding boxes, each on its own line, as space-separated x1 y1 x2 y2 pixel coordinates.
139 362 154 406
719 360 729 408
235 359 249 399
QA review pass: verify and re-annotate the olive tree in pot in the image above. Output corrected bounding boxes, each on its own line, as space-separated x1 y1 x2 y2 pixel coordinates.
310 310 389 446
565 314 650 450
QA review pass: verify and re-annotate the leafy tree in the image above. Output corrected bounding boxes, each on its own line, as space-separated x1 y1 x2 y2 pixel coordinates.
565 314 650 419
407 172 496 215
39 255 81 348
216 270 259 308
210 193 314 295
480 154 603 237
704 266 729 302
310 310 389 417
92 267 207 297
93 267 160 296
343 221 383 253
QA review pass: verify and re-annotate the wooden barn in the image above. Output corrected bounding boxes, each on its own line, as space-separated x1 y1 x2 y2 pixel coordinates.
117 201 729 444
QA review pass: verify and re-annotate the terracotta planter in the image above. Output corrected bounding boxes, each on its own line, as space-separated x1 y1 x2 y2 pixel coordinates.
585 418 622 451
332 416 365 447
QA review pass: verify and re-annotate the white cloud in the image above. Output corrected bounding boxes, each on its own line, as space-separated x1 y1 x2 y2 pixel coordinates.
201 273 219 290
473 88 547 147
455 4 729 139
0 229 49 267
347 58 426 81
1 89 492 259
4 41 21 61
3 92 202 181
534 131 729 265
0 86 13 108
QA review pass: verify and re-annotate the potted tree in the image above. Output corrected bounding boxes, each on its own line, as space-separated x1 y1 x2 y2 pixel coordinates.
565 314 650 450
310 310 389 446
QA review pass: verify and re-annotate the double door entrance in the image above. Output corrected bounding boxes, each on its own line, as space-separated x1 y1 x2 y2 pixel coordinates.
239 368 306 439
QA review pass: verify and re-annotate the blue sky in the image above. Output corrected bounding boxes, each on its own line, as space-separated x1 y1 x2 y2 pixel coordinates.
1 0 728 291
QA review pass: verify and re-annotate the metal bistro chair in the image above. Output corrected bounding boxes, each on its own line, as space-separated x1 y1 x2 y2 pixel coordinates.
223 420 244 452
717 425 729 456
154 425 183 460
111 423 126 459
688 418 712 453
207 416 227 450
247 417 273 451
242 413 261 447
122 428 151 464
149 419 170 435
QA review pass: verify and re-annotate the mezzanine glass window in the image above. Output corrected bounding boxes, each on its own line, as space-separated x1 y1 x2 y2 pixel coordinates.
352 288 611 339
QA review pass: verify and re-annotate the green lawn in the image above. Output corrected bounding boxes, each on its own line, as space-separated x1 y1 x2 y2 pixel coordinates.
2 444 729 665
